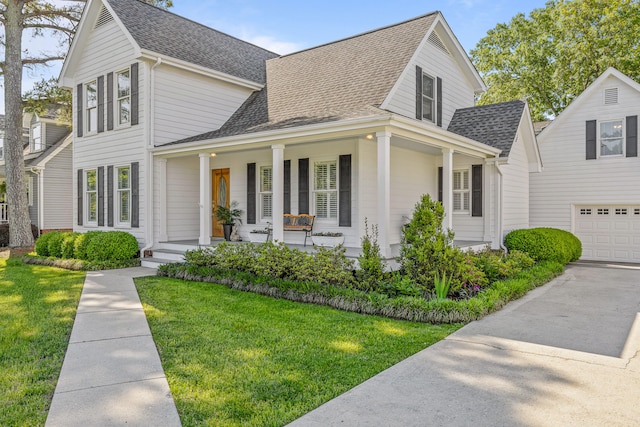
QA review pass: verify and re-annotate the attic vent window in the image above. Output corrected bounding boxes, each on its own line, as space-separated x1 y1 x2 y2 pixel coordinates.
428 32 450 56
95 6 114 29
604 88 618 105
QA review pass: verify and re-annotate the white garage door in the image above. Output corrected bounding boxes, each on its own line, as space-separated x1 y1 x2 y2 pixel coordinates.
574 206 640 263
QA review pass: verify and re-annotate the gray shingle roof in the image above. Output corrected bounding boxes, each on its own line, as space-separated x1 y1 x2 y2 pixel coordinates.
107 0 278 84
447 100 526 157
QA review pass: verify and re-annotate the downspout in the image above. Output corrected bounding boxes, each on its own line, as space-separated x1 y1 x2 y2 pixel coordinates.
493 158 506 252
141 57 162 256
29 166 44 236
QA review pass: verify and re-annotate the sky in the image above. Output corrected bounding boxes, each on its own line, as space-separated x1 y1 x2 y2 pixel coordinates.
5 0 550 114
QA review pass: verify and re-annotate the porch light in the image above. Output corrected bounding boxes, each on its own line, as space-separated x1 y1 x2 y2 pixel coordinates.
210 153 217 157
365 134 374 140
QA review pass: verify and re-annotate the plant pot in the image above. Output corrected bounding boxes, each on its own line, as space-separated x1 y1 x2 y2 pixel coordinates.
223 224 233 241
248 232 269 243
312 235 344 248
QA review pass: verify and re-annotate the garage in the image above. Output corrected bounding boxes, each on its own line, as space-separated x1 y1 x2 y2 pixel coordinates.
574 206 640 263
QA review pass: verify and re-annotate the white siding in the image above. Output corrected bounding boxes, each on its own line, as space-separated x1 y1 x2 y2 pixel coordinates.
385 29 475 128
42 143 73 230
153 66 254 145
501 133 530 235
357 138 378 239
530 74 640 233
165 156 200 241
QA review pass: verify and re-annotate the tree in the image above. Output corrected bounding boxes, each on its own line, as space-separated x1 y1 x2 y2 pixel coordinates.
471 0 640 120
1 0 172 248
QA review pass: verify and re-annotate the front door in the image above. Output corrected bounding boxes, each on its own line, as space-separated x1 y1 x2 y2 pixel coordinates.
212 168 230 237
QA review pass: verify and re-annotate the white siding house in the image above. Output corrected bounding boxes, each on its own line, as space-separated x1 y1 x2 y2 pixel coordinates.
530 68 640 263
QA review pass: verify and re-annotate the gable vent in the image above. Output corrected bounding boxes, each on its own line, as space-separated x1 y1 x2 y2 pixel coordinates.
604 87 619 105
428 32 450 56
94 6 114 29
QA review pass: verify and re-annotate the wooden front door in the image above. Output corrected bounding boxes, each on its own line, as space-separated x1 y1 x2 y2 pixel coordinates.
212 168 230 237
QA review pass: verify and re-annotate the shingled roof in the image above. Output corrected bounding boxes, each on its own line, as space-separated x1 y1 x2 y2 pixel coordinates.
107 0 278 84
447 100 526 157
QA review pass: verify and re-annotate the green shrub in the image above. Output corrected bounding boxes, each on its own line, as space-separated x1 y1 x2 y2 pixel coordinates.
85 231 139 261
356 218 386 291
47 232 66 258
504 228 582 264
61 232 80 259
35 232 58 256
74 231 102 260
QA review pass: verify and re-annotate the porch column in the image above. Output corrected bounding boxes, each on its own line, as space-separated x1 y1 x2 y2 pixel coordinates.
199 153 211 246
377 131 391 258
158 159 168 242
272 144 285 242
441 148 453 231
483 159 493 243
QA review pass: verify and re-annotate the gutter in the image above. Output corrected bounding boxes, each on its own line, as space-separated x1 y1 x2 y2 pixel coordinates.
492 158 507 252
28 166 45 236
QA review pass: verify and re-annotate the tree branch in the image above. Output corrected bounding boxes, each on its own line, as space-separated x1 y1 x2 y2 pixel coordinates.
22 55 66 66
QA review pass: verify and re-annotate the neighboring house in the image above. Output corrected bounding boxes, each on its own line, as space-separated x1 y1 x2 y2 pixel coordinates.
530 67 640 263
0 110 73 233
59 0 541 262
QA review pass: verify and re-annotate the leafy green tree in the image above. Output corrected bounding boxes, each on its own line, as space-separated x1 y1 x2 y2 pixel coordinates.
471 0 640 120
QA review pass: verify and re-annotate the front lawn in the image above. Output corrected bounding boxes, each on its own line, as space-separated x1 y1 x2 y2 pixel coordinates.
0 257 85 426
135 276 460 427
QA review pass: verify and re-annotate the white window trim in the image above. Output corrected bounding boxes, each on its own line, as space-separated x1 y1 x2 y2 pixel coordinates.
259 164 273 222
85 169 98 226
115 165 131 227
30 122 45 153
312 158 339 223
115 68 132 129
452 169 470 215
85 80 98 135
421 72 436 123
598 118 624 158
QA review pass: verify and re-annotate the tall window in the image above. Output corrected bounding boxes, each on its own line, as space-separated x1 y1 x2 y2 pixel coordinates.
86 169 97 224
86 81 98 133
117 166 131 225
600 120 623 157
453 170 470 213
31 123 43 152
259 166 273 220
314 161 337 220
421 73 435 122
116 69 131 126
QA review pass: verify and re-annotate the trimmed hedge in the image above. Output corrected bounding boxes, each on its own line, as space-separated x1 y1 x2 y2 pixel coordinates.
0 223 39 248
504 228 582 264
84 231 139 261
34 230 140 262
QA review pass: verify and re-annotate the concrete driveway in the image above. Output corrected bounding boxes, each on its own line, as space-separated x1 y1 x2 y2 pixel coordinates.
289 263 640 426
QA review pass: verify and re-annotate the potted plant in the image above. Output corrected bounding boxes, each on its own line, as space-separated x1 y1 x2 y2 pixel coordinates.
248 228 270 243
312 231 344 247
214 201 243 241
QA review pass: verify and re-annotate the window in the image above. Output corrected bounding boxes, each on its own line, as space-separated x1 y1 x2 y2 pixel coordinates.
86 169 97 224
116 69 131 126
421 73 435 122
314 160 337 220
453 170 470 213
85 81 98 134
117 166 130 225
615 208 628 215
597 208 609 215
31 123 43 152
259 166 272 220
600 120 623 157
580 208 592 215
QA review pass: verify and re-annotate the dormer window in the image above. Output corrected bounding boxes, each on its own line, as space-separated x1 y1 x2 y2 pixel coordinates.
116 69 131 126
30 123 44 152
85 80 98 134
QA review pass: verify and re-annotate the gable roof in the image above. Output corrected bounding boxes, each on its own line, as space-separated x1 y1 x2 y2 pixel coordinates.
447 100 526 157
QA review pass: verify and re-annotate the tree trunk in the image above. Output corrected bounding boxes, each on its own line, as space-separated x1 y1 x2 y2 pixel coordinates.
4 0 34 248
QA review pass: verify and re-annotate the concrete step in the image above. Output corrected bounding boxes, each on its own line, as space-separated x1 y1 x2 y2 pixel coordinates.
141 257 173 269
150 249 186 262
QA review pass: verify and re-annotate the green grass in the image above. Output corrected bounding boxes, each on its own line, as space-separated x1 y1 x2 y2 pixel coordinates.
136 276 460 426
0 257 85 427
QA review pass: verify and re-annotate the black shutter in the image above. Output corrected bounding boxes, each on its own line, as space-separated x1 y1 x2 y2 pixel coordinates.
472 164 483 217
107 72 114 131
415 65 423 120
131 162 139 228
586 120 597 160
298 158 309 214
436 77 443 127
98 166 104 226
76 84 83 137
107 166 114 227
97 76 105 133
626 115 637 158
438 167 443 203
77 169 83 226
246 163 256 224
284 160 291 214
131 63 139 126
339 154 352 227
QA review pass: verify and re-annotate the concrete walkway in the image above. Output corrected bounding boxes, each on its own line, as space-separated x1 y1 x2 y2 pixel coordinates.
46 267 181 427
290 263 640 426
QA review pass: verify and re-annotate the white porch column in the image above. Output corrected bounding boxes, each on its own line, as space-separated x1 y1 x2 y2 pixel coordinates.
441 148 454 231
377 131 391 258
158 158 168 242
272 144 285 242
483 159 493 243
199 153 211 246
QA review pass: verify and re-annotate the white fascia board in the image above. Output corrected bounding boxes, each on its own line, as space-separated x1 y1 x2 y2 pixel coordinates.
139 50 265 91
